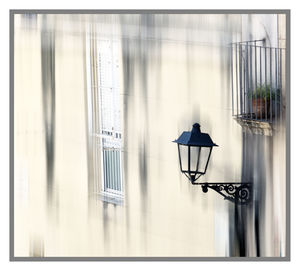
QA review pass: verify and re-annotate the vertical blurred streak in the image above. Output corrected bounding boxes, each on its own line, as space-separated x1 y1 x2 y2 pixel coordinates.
41 15 56 205
102 201 110 251
234 129 270 257
120 16 135 247
238 131 250 256
233 121 250 258
84 23 93 199
137 14 157 252
154 16 164 101
234 203 246 256
237 132 252 256
22 14 38 30
138 14 158 201
29 235 44 257
230 131 254 257
85 22 97 200
254 136 266 257
138 141 148 197
254 199 260 256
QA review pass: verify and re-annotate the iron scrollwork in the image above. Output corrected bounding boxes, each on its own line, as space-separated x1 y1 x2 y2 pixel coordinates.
192 182 252 205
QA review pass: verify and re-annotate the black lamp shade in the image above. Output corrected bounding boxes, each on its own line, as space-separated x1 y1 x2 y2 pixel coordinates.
173 123 218 182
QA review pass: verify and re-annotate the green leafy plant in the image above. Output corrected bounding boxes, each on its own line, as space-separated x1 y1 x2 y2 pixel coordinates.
248 84 280 100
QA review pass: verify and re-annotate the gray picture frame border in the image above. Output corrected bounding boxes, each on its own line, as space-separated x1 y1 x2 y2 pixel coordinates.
9 9 291 261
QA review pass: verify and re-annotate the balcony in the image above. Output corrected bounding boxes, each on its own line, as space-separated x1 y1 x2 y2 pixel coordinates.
230 40 285 135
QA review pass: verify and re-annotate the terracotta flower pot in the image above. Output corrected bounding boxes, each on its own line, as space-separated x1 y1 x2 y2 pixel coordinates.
252 98 270 119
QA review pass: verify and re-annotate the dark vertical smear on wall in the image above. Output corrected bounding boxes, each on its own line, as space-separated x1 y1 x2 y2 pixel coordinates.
254 197 261 256
254 136 264 257
230 129 269 257
152 15 164 178
137 14 155 253
153 17 164 176
154 15 164 101
235 130 251 256
229 131 249 256
238 132 250 256
138 141 148 197
234 202 246 256
138 14 153 205
150 15 163 178
102 202 110 252
22 14 38 30
254 135 268 256
220 16 239 256
29 235 44 257
229 205 240 256
120 15 135 248
120 38 131 189
233 131 253 256
41 15 56 205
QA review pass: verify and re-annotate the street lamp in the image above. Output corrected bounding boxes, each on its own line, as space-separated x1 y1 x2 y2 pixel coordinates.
173 123 252 205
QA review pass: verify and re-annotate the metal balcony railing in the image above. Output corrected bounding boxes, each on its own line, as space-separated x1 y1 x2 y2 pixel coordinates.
230 40 285 125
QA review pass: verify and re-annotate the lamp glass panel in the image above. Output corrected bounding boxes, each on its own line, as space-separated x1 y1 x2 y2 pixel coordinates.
178 144 188 172
190 146 201 173
199 147 211 173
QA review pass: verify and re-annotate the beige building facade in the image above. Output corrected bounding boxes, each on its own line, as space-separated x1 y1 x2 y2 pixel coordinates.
13 13 288 257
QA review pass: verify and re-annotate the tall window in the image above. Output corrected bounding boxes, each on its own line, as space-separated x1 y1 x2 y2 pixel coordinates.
86 35 123 204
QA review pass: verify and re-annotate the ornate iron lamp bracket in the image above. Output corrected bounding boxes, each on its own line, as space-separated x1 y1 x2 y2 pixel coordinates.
192 182 252 205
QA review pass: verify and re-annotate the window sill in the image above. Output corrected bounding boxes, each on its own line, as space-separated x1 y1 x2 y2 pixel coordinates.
99 192 124 206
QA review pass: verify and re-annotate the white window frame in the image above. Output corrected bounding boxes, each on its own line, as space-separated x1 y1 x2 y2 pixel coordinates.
86 32 124 203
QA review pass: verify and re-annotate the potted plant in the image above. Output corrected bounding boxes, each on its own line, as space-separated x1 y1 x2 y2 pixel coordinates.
248 84 280 119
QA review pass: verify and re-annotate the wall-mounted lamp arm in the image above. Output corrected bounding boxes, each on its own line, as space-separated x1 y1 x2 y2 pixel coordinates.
191 182 252 205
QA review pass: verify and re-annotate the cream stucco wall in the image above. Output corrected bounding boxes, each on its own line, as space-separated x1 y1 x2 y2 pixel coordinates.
13 13 287 257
